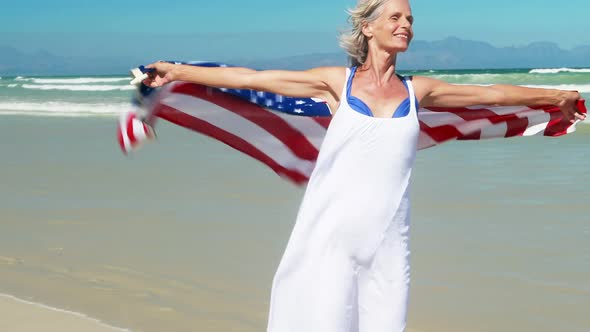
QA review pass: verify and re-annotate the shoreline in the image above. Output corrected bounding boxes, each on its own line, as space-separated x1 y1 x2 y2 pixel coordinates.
0 293 130 332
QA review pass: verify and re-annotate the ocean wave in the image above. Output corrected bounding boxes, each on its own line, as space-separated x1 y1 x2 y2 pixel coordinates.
15 76 29 81
529 68 590 74
523 84 590 93
21 84 135 91
430 78 590 93
30 77 129 84
431 73 508 81
0 101 129 116
7 84 18 88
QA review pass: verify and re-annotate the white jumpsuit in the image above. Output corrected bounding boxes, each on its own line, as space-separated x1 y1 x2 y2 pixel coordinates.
267 68 420 332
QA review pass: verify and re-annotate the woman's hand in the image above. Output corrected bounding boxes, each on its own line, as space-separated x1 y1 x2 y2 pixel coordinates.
558 90 586 123
143 62 178 88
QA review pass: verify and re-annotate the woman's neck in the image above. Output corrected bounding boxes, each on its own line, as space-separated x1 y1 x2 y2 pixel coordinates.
358 49 398 86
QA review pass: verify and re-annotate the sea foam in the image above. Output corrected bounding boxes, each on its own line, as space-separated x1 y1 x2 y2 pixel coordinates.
524 84 590 93
22 84 135 91
30 77 129 84
0 101 130 116
529 68 590 74
431 73 518 82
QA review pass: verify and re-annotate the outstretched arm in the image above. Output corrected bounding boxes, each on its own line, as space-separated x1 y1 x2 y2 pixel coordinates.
414 76 586 123
143 62 342 106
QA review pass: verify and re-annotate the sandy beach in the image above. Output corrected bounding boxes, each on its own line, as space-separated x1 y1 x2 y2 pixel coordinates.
0 294 127 332
0 117 590 332
1 110 589 331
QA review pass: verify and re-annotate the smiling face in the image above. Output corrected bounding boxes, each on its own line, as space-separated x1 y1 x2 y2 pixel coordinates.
363 0 414 53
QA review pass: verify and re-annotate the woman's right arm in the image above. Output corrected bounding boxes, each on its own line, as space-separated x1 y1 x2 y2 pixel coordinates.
144 62 343 106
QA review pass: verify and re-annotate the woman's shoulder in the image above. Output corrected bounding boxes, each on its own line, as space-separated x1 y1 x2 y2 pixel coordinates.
405 75 440 102
408 75 442 88
308 66 348 92
307 66 348 81
304 66 348 112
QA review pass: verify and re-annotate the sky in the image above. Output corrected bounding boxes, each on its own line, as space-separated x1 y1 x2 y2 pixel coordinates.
1 0 589 60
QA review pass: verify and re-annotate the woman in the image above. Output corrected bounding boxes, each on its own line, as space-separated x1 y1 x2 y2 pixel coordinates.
144 0 585 331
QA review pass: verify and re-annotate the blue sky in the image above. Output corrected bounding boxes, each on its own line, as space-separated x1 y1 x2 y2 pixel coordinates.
1 0 589 60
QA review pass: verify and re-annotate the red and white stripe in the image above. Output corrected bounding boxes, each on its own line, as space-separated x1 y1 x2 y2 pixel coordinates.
416 102 586 149
117 106 155 154
117 81 586 184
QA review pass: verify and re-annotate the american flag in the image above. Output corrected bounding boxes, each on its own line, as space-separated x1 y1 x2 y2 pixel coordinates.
118 62 587 185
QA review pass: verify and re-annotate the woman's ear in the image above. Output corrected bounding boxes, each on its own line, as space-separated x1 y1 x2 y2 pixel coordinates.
361 21 373 38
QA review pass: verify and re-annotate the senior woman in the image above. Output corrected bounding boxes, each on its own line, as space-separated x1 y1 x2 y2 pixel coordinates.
143 0 584 331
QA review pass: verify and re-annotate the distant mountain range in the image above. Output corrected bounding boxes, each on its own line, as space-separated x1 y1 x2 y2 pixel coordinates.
0 45 144 76
241 37 590 71
1 37 589 76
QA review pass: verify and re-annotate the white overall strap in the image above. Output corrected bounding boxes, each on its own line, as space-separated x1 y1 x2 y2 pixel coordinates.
405 77 417 113
340 68 351 101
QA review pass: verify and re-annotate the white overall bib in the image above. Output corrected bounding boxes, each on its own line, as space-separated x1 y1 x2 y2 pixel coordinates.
267 68 420 332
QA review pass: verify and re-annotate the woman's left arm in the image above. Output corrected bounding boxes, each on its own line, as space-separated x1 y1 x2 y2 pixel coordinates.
413 76 586 123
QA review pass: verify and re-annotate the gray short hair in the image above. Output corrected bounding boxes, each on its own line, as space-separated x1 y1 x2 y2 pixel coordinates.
339 0 389 67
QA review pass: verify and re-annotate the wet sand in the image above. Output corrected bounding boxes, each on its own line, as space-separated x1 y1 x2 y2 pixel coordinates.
0 294 127 332
1 116 589 332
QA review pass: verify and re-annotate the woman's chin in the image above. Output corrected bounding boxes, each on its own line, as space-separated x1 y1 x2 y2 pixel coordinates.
386 44 410 54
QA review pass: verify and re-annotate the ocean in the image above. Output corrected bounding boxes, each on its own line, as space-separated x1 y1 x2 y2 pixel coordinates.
1 67 590 117
0 68 589 332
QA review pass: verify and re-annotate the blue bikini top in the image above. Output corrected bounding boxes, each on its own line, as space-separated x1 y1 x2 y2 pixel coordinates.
347 66 419 118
